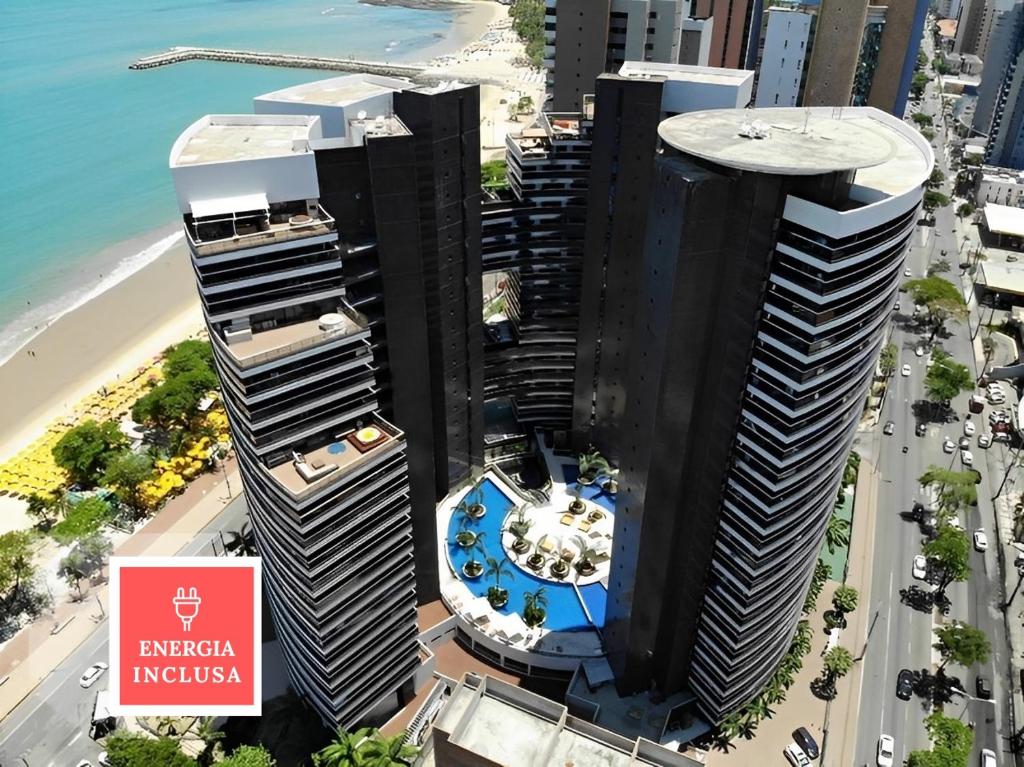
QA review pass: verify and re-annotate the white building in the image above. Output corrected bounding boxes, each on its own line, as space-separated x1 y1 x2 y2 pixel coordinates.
753 8 812 107
618 60 754 112
977 166 1024 206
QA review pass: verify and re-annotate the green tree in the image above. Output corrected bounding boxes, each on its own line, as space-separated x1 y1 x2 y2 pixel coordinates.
52 419 127 485
102 451 155 514
105 732 198 767
843 451 861 487
924 350 974 405
360 732 419 766
912 112 934 127
957 201 975 218
926 258 951 275
77 532 112 579
0 530 36 609
934 620 991 671
314 726 374 767
879 342 898 376
903 276 968 342
509 0 544 67
803 559 831 614
832 584 859 614
923 189 950 211
221 746 276 767
821 646 854 694
132 368 218 429
523 586 549 627
927 167 946 188
25 493 59 530
907 712 974 766
480 159 509 191
516 95 534 114
923 525 971 596
50 497 113 546
825 513 851 555
58 548 89 599
163 339 215 379
912 71 930 98
919 465 978 518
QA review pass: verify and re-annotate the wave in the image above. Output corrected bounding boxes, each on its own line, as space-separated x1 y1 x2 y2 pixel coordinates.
0 230 185 367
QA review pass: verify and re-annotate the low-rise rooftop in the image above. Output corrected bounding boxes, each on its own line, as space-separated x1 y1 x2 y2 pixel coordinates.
619 60 752 87
221 306 366 369
983 203 1024 238
979 261 1024 295
170 114 319 167
255 73 410 106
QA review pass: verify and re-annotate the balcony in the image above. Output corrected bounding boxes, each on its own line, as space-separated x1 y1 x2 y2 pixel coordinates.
265 414 404 499
220 302 369 370
187 204 336 258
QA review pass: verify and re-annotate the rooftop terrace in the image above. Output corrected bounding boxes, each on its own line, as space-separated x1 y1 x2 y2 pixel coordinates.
221 305 367 369
255 73 410 106
619 60 752 87
171 115 319 167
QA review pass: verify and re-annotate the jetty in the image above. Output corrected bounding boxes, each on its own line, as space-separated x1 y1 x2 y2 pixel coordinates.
129 47 427 78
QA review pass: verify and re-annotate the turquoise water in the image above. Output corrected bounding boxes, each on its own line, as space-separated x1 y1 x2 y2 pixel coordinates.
0 0 458 360
446 478 607 632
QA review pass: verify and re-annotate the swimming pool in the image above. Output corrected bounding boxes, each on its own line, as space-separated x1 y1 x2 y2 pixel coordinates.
446 477 608 632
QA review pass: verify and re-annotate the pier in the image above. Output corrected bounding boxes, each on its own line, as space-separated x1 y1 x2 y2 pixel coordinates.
129 47 428 78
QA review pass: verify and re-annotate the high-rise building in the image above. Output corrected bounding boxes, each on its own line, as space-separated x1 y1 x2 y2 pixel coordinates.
581 107 931 718
985 30 1024 167
169 75 483 727
753 8 813 107
803 0 869 106
974 0 1024 136
691 0 756 67
865 0 930 116
957 0 990 53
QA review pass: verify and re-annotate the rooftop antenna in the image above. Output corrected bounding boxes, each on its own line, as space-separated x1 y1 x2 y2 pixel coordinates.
802 108 810 133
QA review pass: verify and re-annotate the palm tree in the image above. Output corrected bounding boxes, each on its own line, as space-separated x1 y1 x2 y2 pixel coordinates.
572 534 598 575
832 584 859 615
523 586 549 627
315 727 374 767
360 732 419 766
824 512 851 555
485 556 513 607
577 447 611 484
58 549 89 600
821 646 854 695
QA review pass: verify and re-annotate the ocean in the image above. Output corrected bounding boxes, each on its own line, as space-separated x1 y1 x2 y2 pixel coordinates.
0 0 461 364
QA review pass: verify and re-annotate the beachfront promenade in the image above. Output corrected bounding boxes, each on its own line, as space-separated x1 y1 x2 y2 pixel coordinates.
130 46 428 77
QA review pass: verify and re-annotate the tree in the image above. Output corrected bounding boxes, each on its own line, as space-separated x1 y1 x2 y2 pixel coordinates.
58 548 89 599
360 732 419 766
0 531 36 609
912 71 930 98
50 497 113 546
509 0 545 67
820 646 854 696
933 620 991 671
924 350 974 405
314 726 374 767
523 586 548 627
923 525 971 596
926 258 951 275
102 451 155 513
832 584 859 614
25 493 59 530
919 466 978 518
803 559 831 615
957 201 975 218
907 712 974 766
927 167 946 189
923 189 950 211
77 532 112 579
480 159 509 191
824 513 851 555
843 451 861 487
912 112 934 127
52 419 126 485
105 732 198 767
163 339 214 379
516 95 534 115
132 368 218 429
879 342 898 377
903 276 968 342
578 446 611 483
221 746 275 767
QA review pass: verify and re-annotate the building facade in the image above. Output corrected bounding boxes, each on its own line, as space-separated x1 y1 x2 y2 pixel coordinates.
169 76 484 727
753 8 813 107
599 107 930 718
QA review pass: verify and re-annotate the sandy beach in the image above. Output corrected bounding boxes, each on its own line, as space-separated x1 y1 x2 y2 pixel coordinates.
0 229 202 463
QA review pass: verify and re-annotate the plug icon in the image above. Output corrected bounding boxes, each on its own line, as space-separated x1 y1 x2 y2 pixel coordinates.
173 587 201 632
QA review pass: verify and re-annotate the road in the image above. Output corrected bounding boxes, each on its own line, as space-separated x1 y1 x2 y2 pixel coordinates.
853 31 1013 765
0 494 249 767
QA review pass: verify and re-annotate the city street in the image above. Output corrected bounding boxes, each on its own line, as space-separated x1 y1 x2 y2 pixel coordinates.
853 43 1014 766
0 494 248 767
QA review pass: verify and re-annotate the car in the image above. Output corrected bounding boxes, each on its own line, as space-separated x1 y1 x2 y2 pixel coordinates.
916 422 928 437
958 436 971 449
877 734 895 767
963 419 976 436
961 449 974 466
949 517 965 531
981 748 997 767
976 676 992 700
990 410 1010 424
883 420 895 435
974 530 988 550
75 762 92 767
901 363 912 377
792 727 819 759
915 345 925 357
943 437 956 453
988 382 1005 394
896 669 915 700
784 743 811 767
904 267 913 277
941 249 948 256
979 433 993 448
79 661 108 688
894 300 901 311
913 554 928 580
98 753 111 767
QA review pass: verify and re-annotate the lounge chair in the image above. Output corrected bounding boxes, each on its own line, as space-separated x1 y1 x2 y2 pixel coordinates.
560 514 574 526
538 537 556 555
578 521 592 533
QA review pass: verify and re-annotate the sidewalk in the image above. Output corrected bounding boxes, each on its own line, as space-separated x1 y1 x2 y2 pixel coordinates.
0 459 240 721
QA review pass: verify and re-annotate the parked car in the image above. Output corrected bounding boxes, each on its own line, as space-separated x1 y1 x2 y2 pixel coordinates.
912 554 928 580
915 422 928 437
792 727 819 759
961 449 974 466
958 436 971 449
974 530 988 551
98 753 111 767
976 676 992 700
79 661 108 689
896 669 915 700
915 346 925 357
904 267 913 277
979 433 993 448
894 300 901 312
943 437 956 453
784 744 811 767
901 363 912 377
989 410 1010 424
877 734 895 767
883 420 895 435
963 419 976 436
980 748 996 767
969 395 986 413
988 393 1005 405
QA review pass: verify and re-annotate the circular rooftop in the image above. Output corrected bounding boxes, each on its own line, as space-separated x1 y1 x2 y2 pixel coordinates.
658 107 907 176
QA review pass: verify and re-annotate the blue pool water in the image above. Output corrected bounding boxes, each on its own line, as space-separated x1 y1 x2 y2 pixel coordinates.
447 478 607 632
326 442 347 455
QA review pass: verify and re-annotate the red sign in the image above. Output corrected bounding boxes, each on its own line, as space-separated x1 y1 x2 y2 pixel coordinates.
109 557 261 715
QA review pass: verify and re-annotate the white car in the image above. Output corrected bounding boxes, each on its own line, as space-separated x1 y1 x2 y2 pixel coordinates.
98 753 110 767
79 661 108 688
943 437 956 454
988 394 1006 405
915 346 925 357
904 267 913 277
979 433 993 448
963 420 976 436
981 748 996 767
784 743 811 767
912 554 928 580
901 364 912 377
961 449 974 466
877 734 895 767
949 517 965 532
974 530 989 551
